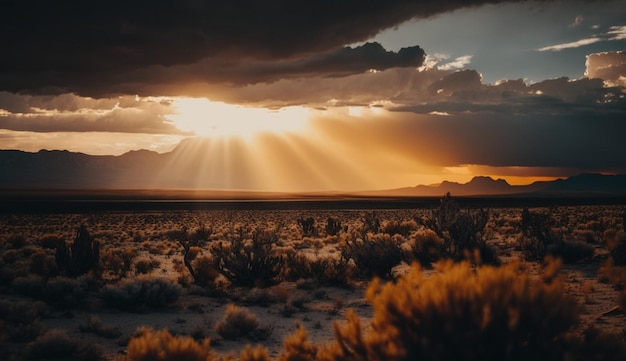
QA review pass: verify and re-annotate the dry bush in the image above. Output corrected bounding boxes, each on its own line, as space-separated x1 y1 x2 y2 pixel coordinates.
38 234 64 250
28 249 58 278
79 315 122 339
283 252 354 288
169 225 215 288
409 229 444 266
381 220 417 237
214 304 260 340
297 217 317 237
0 299 46 343
520 208 594 264
124 328 216 361
192 255 221 289
100 277 181 312
99 247 137 281
316 260 620 361
361 212 380 234
606 212 626 266
420 193 497 264
134 258 161 275
212 226 283 287
342 231 404 280
25 329 106 361
42 276 91 308
325 217 343 236
239 345 271 361
278 327 318 361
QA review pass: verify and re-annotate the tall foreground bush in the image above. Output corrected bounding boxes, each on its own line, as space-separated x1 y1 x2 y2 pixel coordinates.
321 260 624 361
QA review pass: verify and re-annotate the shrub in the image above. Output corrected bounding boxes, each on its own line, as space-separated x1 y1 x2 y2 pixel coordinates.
212 226 283 287
12 275 46 298
123 328 216 361
38 234 64 250
170 225 214 287
325 217 343 236
7 234 26 249
239 345 271 361
606 212 626 266
298 217 317 237
79 315 122 339
421 193 497 264
99 247 137 281
409 229 444 266
100 278 181 312
214 304 260 340
28 249 58 278
43 276 90 308
278 327 318 361
135 258 161 275
192 255 221 289
25 329 106 361
519 207 561 261
342 231 404 280
0 299 46 343
361 212 380 233
381 220 417 237
283 253 354 288
556 240 595 264
520 208 595 264
320 260 591 361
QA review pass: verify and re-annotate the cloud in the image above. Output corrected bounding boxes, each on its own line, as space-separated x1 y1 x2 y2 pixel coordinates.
0 0 578 97
537 37 603 51
537 24 626 51
0 93 186 134
437 55 473 71
569 15 584 28
585 50 626 87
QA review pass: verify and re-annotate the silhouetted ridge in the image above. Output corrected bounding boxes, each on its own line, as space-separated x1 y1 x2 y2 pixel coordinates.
1 145 625 195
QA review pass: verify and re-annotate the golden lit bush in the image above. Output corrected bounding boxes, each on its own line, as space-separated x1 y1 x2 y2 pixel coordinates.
124 328 216 361
239 345 270 361
381 220 417 237
320 260 593 361
278 327 318 361
214 304 260 340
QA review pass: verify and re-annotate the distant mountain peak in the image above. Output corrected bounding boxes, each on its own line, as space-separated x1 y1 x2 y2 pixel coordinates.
467 176 510 186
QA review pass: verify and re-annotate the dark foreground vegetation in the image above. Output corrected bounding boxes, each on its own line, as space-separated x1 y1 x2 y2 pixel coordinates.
1 194 626 360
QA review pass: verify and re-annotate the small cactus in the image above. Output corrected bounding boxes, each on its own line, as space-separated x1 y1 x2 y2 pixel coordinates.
55 224 99 277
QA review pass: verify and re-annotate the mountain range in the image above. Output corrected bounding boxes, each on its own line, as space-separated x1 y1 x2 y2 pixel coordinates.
1 141 626 197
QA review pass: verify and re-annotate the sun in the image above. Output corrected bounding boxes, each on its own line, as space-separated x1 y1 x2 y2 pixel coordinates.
168 98 311 138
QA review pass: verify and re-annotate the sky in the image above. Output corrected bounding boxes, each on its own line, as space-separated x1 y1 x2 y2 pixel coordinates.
1 0 626 191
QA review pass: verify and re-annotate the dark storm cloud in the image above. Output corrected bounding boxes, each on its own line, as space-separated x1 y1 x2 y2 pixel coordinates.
235 43 426 82
1 0 563 96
